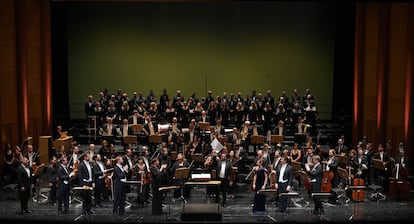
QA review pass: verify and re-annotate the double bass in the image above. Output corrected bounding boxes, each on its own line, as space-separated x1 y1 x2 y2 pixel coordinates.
389 163 410 200
351 165 365 202
321 160 334 192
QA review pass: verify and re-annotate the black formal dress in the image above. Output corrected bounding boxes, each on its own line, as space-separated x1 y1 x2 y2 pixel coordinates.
150 164 166 214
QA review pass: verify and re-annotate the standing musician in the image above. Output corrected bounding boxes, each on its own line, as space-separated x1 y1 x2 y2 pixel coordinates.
150 157 168 215
276 155 293 213
113 156 129 215
228 150 239 199
372 144 390 190
93 154 110 207
171 153 190 199
252 158 268 213
46 156 58 205
132 158 147 206
77 152 95 215
122 149 134 180
270 149 282 204
57 156 75 214
305 155 323 215
141 147 152 203
16 155 34 214
323 149 339 188
216 153 232 207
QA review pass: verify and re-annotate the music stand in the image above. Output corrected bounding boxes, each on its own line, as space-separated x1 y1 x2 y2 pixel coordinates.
258 189 279 222
199 122 210 131
250 135 265 145
131 124 143 133
270 135 283 146
279 191 300 221
159 186 181 221
174 168 190 203
149 135 162 144
334 167 350 205
311 193 332 221
72 186 94 221
372 159 386 170
32 164 47 203
191 153 204 167
347 185 366 221
121 180 143 222
123 135 137 145
336 155 348 168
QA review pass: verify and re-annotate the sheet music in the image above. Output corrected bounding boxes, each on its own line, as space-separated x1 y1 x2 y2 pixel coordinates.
211 138 223 153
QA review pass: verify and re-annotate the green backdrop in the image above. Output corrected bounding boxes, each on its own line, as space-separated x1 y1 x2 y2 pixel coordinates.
66 2 335 119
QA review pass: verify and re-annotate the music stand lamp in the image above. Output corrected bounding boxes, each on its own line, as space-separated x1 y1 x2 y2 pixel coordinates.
311 192 332 221
174 167 190 203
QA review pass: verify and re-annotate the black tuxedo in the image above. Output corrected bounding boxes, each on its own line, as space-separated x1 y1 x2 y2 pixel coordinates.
57 164 71 213
276 164 293 212
16 164 33 212
113 164 127 215
335 145 349 155
309 163 323 213
93 161 106 206
77 161 95 213
216 160 232 205
273 126 285 136
47 164 58 204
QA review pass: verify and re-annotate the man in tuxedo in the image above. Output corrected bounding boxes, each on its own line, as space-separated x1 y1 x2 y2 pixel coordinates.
216 153 232 207
113 156 128 215
77 153 95 215
276 155 293 213
306 155 323 215
101 118 117 144
335 138 348 155
46 156 58 205
93 154 109 207
143 117 158 147
16 155 34 214
57 156 75 214
273 120 285 136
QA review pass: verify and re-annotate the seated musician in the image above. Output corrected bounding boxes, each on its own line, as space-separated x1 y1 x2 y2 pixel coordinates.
372 144 390 188
214 119 225 137
230 127 241 147
353 147 369 183
128 110 141 125
142 116 159 147
53 125 64 140
273 120 286 137
290 143 302 163
184 120 199 144
239 120 252 147
100 118 117 144
251 122 264 136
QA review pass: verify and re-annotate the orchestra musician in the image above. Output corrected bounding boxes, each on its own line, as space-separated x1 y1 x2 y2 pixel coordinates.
57 156 75 215
132 158 147 205
77 152 95 215
354 147 369 182
273 120 286 137
305 155 323 215
150 157 167 215
335 138 348 156
46 156 58 205
216 153 232 207
122 149 134 180
372 144 390 190
112 156 129 216
140 147 151 203
323 149 339 188
16 155 34 214
276 155 293 213
290 143 302 163
158 147 172 187
93 154 109 208
171 153 190 199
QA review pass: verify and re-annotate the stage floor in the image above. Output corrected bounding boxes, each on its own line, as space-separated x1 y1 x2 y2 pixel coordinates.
0 180 413 223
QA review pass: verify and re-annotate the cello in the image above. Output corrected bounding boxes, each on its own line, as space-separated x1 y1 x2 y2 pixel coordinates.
321 160 334 192
351 165 365 202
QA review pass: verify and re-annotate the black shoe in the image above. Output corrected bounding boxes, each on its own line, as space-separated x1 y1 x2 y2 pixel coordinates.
24 209 32 214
